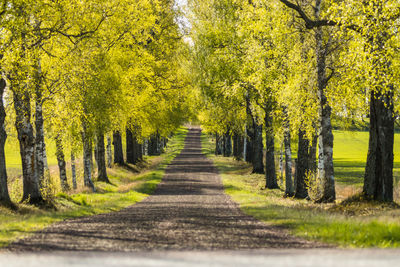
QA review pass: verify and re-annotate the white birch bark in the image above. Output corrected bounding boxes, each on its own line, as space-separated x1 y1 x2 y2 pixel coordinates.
315 0 335 202
71 152 77 190
106 135 112 168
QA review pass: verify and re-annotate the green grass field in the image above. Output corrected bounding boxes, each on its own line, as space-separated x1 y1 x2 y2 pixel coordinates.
332 131 400 200
0 127 188 247
5 135 58 169
4 135 58 184
202 130 400 248
334 131 400 185
274 130 400 197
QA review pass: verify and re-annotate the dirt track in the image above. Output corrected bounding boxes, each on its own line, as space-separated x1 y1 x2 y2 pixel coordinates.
7 127 322 252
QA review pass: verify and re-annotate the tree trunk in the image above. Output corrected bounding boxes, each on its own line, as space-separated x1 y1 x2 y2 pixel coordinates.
106 135 112 168
295 128 310 199
35 99 46 188
148 135 155 155
233 133 243 160
71 152 77 190
308 131 318 173
113 131 124 165
82 124 95 192
222 134 226 156
148 133 160 156
243 127 247 161
160 137 166 153
0 78 11 206
133 137 141 163
279 144 284 185
215 133 223 155
283 107 294 197
363 27 395 202
134 136 139 163
43 144 49 170
55 134 69 191
90 142 94 176
142 139 148 156
233 133 237 158
245 96 254 164
13 88 43 204
265 107 278 189
94 139 98 168
315 18 335 202
156 132 161 154
223 131 232 157
162 137 168 150
126 128 135 164
97 132 110 183
137 141 143 161
245 124 254 164
238 134 244 160
363 90 394 202
252 124 264 173
34 62 47 190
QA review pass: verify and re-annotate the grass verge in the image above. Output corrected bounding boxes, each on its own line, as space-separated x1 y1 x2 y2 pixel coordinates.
201 131 400 248
0 127 188 248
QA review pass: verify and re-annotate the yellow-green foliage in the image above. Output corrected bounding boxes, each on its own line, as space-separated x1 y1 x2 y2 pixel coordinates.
2 0 194 171
0 127 187 248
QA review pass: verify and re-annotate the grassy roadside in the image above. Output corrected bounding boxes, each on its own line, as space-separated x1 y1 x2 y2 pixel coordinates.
201 131 400 248
0 127 188 248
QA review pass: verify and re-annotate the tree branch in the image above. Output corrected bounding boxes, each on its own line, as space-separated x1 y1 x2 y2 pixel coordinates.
40 13 109 45
278 0 361 33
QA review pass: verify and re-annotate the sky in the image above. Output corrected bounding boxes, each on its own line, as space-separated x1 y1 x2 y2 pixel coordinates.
175 0 187 7
174 0 192 42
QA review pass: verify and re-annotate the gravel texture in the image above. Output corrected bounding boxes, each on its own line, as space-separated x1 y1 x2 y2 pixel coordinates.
6 127 323 252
